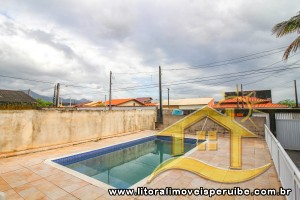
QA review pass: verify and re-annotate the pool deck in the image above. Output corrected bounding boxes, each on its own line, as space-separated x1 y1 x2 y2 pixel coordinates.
0 130 284 200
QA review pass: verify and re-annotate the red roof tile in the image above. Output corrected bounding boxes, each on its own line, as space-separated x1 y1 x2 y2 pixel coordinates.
221 96 270 104
104 98 144 106
144 103 157 106
252 103 288 108
212 103 288 109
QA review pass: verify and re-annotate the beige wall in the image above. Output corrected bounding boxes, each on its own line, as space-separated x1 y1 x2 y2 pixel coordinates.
161 110 266 136
0 110 156 153
118 100 143 107
178 105 205 110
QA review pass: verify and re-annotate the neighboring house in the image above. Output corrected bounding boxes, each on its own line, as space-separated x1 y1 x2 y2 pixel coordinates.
73 101 92 107
0 89 37 109
212 96 288 109
74 101 103 107
162 98 214 110
84 101 103 107
136 97 153 104
136 97 157 107
144 102 158 107
104 98 145 107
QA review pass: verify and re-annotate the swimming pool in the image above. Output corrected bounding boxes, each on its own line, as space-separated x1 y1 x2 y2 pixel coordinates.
48 136 199 189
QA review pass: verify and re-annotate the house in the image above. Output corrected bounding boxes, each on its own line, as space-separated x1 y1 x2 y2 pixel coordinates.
74 101 103 107
162 98 214 110
0 89 37 109
144 102 158 107
136 97 153 104
136 97 157 107
212 96 288 109
104 98 144 107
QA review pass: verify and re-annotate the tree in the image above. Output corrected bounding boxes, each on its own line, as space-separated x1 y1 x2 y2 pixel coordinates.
272 12 300 61
278 99 296 107
36 98 53 107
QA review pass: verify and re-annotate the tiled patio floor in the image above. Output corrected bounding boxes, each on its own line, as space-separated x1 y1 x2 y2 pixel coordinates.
0 131 284 200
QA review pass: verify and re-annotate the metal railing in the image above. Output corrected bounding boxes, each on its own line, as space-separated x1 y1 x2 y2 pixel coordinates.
265 125 300 200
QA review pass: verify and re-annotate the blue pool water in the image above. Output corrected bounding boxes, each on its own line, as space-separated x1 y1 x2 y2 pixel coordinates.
53 136 198 189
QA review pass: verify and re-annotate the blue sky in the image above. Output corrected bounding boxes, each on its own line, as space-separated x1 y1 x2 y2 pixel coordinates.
0 0 299 102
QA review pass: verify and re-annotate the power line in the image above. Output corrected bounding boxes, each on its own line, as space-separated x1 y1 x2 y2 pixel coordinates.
113 57 288 90
109 46 288 76
155 66 300 94
0 45 294 98
113 62 299 91
187 67 299 90
244 71 290 86
0 74 102 90
64 83 101 90
243 54 300 86
113 71 158 74
61 64 300 97
0 74 55 84
110 67 300 92
165 66 295 86
163 46 287 71
164 49 285 71
164 65 300 87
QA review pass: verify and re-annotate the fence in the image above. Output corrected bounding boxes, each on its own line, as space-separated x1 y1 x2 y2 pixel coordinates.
275 113 300 151
276 113 300 120
265 125 300 200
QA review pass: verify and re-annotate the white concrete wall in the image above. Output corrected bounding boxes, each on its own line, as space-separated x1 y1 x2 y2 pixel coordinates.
178 105 205 110
0 110 156 153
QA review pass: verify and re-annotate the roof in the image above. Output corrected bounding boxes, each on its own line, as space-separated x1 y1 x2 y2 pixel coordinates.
75 101 103 107
212 103 288 109
104 98 144 106
136 97 152 103
221 96 270 104
144 102 158 107
73 101 93 107
213 96 288 109
162 98 214 106
0 90 37 103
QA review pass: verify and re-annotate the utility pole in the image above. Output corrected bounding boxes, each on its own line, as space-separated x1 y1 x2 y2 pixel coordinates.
159 66 163 123
294 80 299 108
56 83 60 107
69 98 72 107
241 84 244 108
236 84 240 109
167 88 170 109
109 71 112 110
105 94 107 111
53 84 57 105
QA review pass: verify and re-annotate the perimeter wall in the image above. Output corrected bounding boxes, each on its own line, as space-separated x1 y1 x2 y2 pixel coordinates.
0 110 156 153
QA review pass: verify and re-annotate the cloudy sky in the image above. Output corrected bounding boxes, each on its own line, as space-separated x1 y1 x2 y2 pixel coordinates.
0 0 299 102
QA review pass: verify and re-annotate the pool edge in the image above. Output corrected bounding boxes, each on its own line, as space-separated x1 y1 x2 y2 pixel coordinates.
44 134 200 190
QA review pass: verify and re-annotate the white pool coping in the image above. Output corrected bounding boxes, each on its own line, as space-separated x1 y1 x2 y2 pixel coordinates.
45 135 202 190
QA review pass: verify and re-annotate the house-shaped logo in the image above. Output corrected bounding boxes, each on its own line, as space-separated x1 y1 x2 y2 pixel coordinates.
148 106 271 183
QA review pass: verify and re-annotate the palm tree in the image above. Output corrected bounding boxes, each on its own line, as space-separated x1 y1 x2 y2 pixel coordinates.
272 12 300 61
